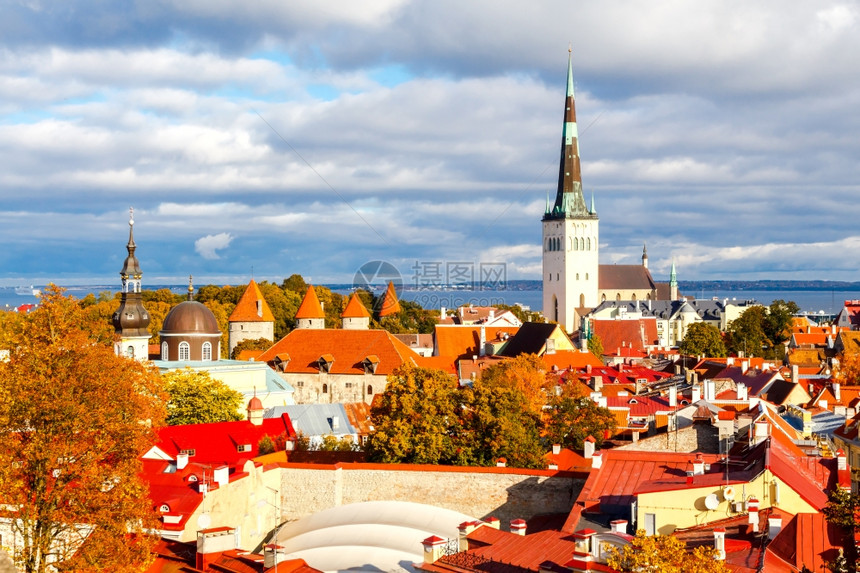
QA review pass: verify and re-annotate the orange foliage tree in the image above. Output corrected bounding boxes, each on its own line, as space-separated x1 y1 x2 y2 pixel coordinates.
607 529 729 573
479 354 552 415
836 351 860 386
0 287 166 573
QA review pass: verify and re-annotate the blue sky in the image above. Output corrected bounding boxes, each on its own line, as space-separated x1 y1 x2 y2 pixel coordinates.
2 1 860 287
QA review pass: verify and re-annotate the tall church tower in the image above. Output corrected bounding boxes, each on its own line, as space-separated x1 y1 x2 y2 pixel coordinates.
112 208 151 360
542 50 599 332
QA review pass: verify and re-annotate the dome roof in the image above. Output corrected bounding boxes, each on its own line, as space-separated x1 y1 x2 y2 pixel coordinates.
161 301 220 335
247 396 263 411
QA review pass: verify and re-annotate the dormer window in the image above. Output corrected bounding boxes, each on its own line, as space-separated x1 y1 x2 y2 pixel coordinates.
318 354 335 374
363 355 380 374
159 504 170 513
237 444 251 453
273 353 290 372
187 475 198 483
180 448 196 457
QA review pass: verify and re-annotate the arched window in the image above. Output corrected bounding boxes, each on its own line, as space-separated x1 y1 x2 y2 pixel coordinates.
632 293 637 301
202 342 212 361
126 346 134 358
587 238 591 250
580 293 585 307
616 293 621 301
580 238 585 250
602 294 607 302
556 273 560 281
178 342 190 361
322 383 328 394
574 239 578 251
576 273 580 280
367 385 373 395
553 295 558 322
586 273 589 280
161 342 168 360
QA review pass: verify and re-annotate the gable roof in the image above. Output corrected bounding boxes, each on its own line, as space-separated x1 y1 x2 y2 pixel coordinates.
498 322 564 357
434 325 519 359
598 264 656 291
257 329 422 375
228 279 275 322
341 293 371 318
295 286 324 320
590 318 659 353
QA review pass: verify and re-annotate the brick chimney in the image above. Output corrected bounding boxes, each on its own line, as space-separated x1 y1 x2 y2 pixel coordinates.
196 527 236 571
510 519 527 536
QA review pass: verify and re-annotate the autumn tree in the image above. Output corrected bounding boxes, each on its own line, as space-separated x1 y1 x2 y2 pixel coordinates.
679 323 727 357
479 354 551 415
0 287 166 573
366 365 460 464
544 384 616 450
163 369 243 425
607 529 729 573
835 352 860 386
230 337 274 360
587 333 604 359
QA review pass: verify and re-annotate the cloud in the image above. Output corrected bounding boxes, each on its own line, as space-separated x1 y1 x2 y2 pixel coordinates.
194 233 234 260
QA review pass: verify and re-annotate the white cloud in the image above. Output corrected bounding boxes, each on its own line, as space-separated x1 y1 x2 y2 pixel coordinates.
194 233 234 260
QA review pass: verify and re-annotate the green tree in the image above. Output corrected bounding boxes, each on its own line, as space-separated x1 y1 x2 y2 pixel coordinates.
587 333 604 359
544 384 616 450
823 487 860 532
318 434 360 452
679 322 727 357
0 287 165 573
258 281 300 338
163 368 243 425
764 299 800 360
607 529 729 573
366 365 460 464
281 273 308 294
727 306 770 357
231 337 274 360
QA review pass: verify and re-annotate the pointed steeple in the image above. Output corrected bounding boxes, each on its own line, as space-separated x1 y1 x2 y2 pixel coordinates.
295 285 325 329
670 260 677 286
545 48 594 221
642 243 648 269
378 281 401 318
112 208 151 360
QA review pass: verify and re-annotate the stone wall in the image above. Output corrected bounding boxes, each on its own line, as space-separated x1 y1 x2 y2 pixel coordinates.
279 463 585 525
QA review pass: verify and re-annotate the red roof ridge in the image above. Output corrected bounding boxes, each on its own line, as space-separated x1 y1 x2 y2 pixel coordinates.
295 285 325 319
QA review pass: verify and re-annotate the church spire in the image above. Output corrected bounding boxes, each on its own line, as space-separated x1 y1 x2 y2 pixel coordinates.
119 207 142 294
545 47 593 220
112 208 151 359
642 243 648 269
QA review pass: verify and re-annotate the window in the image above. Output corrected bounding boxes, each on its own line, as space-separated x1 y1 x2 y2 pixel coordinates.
178 342 190 361
202 342 212 361
367 385 373 395
345 382 353 389
159 504 170 513
297 381 304 388
126 345 134 358
237 444 251 453
180 448 196 457
322 384 328 394
161 342 168 360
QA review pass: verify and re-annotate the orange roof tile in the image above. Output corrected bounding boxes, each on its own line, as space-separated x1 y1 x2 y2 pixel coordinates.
377 281 401 317
434 325 519 359
256 328 422 375
541 350 602 371
341 293 371 318
228 279 275 322
295 286 324 319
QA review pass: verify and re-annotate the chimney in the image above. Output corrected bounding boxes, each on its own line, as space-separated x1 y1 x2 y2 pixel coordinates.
213 465 229 488
591 375 603 392
669 385 677 407
713 527 726 560
791 365 799 384
552 443 561 455
496 458 506 467
583 436 596 459
753 421 769 445
692 385 702 403
510 519 527 536
741 360 749 374
479 326 487 357
458 521 482 551
591 451 603 469
692 453 706 475
609 520 628 534
421 536 447 564
572 529 596 558
263 544 289 569
704 379 715 402
837 449 847 471
489 309 495 321
176 452 188 470
484 517 500 529
196 527 237 571
440 306 447 320
737 383 748 402
834 382 842 402
586 364 592 374
768 516 783 540
747 498 760 532
726 356 735 366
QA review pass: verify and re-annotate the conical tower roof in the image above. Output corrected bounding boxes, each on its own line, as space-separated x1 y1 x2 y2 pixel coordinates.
378 281 401 317
342 293 371 319
295 285 325 319
229 279 275 322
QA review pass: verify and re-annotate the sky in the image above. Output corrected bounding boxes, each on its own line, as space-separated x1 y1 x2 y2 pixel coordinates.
2 0 860 288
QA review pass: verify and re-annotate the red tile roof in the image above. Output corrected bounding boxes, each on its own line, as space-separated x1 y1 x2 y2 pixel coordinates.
434 325 519 359
378 281 401 317
228 280 275 322
294 286 324 319
541 350 603 371
256 329 422 375
591 318 659 354
341 293 371 318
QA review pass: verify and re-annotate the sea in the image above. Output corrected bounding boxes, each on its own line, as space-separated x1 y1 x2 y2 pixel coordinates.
2 284 857 319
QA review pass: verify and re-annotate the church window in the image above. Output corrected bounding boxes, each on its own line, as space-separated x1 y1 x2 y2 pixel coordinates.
580 293 585 307
574 239 578 251
587 238 591 250
178 342 190 361
580 238 585 250
126 346 134 358
586 273 589 280
202 342 212 361
161 342 168 360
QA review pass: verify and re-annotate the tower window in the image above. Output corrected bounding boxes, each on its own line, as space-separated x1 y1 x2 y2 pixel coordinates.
178 342 190 361
587 238 591 250
322 384 328 394
161 341 168 360
202 342 212 361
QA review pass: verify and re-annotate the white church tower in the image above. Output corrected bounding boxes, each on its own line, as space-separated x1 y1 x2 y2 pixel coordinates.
542 49 599 333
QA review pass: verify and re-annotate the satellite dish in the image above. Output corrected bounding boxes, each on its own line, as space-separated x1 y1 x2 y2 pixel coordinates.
704 494 719 510
197 513 212 529
723 486 735 501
